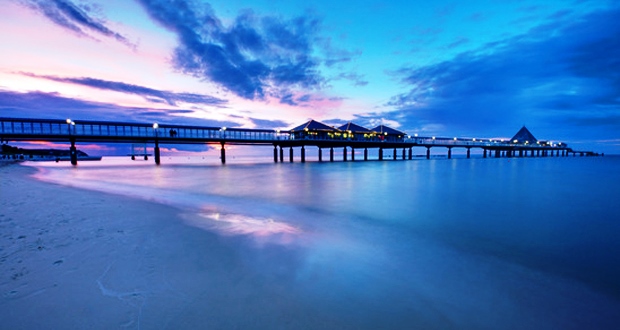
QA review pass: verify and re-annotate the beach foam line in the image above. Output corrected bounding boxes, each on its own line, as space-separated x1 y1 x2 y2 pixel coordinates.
181 212 301 241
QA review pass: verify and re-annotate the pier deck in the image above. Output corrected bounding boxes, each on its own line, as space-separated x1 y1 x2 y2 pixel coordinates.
0 117 600 165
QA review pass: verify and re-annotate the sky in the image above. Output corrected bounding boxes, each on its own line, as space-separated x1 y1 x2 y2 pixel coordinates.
1 0 619 154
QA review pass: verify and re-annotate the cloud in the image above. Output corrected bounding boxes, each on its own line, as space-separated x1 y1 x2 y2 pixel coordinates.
332 72 369 87
387 8 620 142
0 90 238 127
136 0 351 103
19 72 227 107
18 0 135 48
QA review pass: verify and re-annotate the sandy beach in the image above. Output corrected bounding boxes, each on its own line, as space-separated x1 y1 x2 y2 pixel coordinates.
0 164 333 329
3 160 620 329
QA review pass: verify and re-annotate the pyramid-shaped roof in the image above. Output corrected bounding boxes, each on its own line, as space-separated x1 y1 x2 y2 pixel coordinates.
371 125 406 136
290 119 339 132
338 122 372 133
511 126 537 143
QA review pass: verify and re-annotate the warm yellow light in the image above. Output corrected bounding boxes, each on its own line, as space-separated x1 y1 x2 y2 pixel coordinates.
473 138 476 141
513 139 518 143
66 118 71 124
153 123 159 129
453 137 457 140
221 127 227 131
414 133 418 137
432 136 436 140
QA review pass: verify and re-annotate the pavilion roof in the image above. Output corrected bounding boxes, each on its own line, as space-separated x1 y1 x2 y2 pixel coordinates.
511 126 537 143
290 120 339 132
370 125 406 136
338 122 372 133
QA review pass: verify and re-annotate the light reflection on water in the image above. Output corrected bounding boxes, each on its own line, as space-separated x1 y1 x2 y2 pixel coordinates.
25 155 620 328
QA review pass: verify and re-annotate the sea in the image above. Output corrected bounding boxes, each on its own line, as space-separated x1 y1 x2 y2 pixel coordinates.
24 152 620 329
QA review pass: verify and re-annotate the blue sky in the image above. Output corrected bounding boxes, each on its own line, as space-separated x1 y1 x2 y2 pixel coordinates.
1 0 619 153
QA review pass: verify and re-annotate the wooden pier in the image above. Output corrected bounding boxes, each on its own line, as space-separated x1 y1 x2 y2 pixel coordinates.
0 117 600 166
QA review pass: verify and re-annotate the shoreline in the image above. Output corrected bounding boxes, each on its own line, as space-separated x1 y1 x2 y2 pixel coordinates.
0 164 346 329
3 162 620 329
0 163 199 328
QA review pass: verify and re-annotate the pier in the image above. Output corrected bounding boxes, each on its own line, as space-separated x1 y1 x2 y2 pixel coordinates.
0 117 601 165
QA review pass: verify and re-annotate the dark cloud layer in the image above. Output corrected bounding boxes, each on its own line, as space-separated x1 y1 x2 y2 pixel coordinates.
20 72 227 107
0 90 235 127
0 90 289 131
388 8 620 144
136 0 348 103
19 0 134 47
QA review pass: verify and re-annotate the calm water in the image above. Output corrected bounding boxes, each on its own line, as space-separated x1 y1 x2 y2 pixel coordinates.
27 155 620 328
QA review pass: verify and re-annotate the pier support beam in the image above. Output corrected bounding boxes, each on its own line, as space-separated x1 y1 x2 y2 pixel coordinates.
495 150 500 158
351 148 355 161
318 148 323 162
402 148 406 160
220 143 226 164
466 148 471 159
393 148 397 160
330 147 334 162
447 147 452 159
289 147 294 162
301 146 305 163
69 138 77 166
408 147 413 160
154 140 161 165
483 149 487 158
426 147 431 159
279 146 284 162
379 148 383 161
274 145 278 163
519 150 523 157
343 147 348 161
364 148 368 161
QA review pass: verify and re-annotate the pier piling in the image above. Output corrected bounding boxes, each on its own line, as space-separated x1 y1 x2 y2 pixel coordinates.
69 138 77 166
220 143 226 164
154 140 161 165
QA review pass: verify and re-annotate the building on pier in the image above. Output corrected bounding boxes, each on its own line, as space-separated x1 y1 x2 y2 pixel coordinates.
290 120 339 139
338 122 374 140
510 126 538 144
370 125 407 142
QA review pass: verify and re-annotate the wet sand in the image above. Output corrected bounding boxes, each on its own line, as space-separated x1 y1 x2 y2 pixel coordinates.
0 165 335 329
